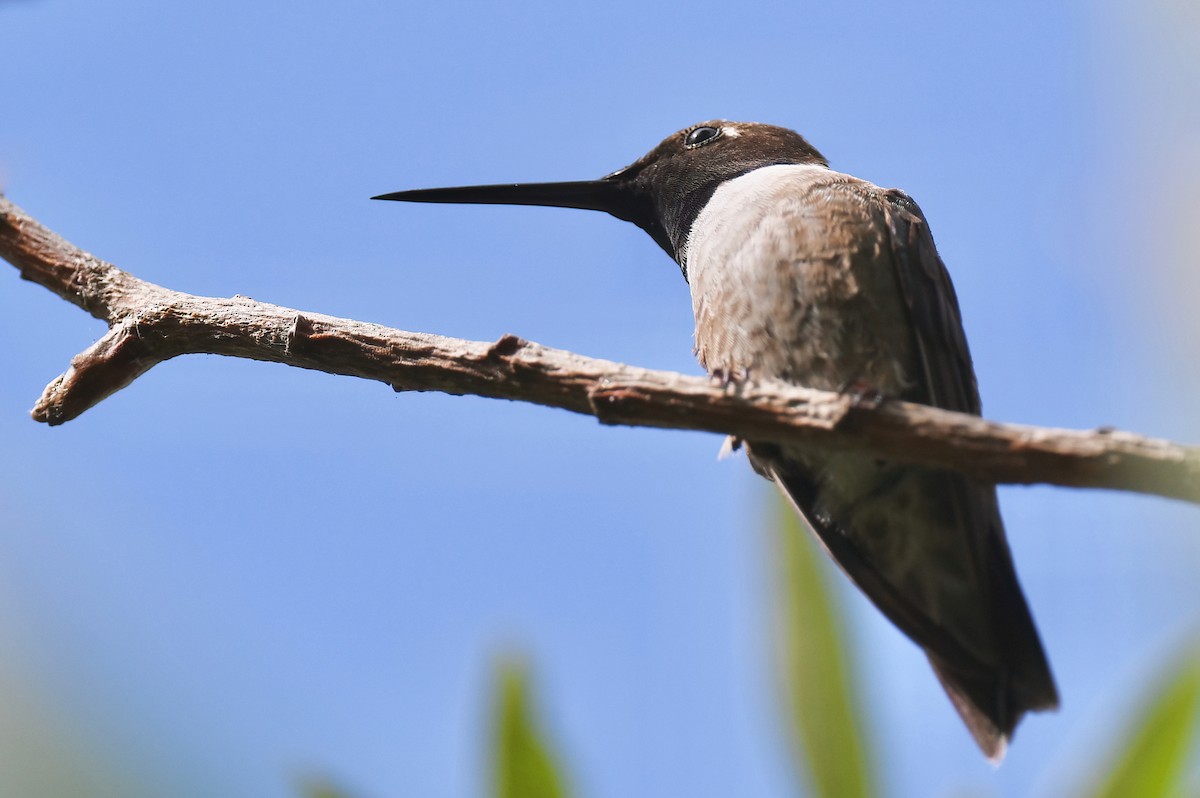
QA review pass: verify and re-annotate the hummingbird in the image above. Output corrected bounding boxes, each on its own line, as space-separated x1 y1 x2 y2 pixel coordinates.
373 120 1058 759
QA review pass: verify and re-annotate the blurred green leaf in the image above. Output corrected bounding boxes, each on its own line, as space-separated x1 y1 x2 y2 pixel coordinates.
777 498 875 798
493 659 570 798
297 779 356 798
1087 649 1200 798
297 772 357 796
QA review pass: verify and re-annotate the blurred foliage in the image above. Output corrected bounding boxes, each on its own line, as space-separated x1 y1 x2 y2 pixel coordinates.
776 497 876 798
298 777 358 798
0 666 156 798
475 505 1197 798
493 659 570 798
1086 649 1200 798
280 500 1200 798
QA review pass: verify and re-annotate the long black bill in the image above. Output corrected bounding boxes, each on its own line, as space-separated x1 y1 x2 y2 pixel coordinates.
372 179 639 222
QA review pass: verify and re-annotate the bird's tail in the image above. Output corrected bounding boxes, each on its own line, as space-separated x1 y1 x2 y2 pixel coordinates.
765 455 1057 760
926 529 1059 761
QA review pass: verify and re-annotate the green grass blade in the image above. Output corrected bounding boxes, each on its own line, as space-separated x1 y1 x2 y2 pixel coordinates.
776 497 876 798
1088 649 1200 798
493 659 570 798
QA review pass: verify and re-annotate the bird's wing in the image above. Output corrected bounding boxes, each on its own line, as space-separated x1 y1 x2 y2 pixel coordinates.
879 189 981 413
884 190 1058 753
761 186 1056 759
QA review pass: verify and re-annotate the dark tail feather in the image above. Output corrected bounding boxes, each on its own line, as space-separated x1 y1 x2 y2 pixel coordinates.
926 618 1056 762
927 654 1008 761
763 455 1057 760
934 531 1059 761
927 652 1027 762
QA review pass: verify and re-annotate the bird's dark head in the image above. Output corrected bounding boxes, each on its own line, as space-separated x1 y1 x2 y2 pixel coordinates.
373 121 827 267
606 121 828 260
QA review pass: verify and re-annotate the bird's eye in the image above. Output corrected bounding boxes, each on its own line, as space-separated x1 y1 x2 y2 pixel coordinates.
684 126 722 147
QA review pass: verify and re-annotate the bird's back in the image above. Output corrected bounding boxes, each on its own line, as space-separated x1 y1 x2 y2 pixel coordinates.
684 163 1057 758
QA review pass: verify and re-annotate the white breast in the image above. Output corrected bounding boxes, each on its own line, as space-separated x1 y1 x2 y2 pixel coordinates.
684 163 835 270
682 163 914 393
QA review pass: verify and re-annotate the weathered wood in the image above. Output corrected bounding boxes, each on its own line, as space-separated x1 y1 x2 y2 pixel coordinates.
3 195 1198 503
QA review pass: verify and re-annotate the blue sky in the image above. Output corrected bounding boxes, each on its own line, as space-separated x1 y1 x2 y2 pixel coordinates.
2 1 1199 796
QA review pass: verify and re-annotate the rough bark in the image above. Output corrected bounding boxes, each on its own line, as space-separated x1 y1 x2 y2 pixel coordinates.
2 195 1198 504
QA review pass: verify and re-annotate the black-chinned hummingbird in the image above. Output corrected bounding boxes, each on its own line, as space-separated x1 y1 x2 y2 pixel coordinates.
373 120 1057 759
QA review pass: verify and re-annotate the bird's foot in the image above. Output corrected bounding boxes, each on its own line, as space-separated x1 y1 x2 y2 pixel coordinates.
838 378 887 408
710 367 754 392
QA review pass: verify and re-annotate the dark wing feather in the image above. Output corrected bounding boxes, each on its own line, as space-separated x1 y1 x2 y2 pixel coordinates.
762 188 1056 759
880 190 981 414
886 190 1058 748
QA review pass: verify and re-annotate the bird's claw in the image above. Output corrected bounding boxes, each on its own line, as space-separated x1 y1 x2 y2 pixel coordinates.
839 378 887 408
710 367 754 392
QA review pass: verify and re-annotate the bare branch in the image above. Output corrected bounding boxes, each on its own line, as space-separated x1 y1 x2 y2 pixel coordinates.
2 195 1198 504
